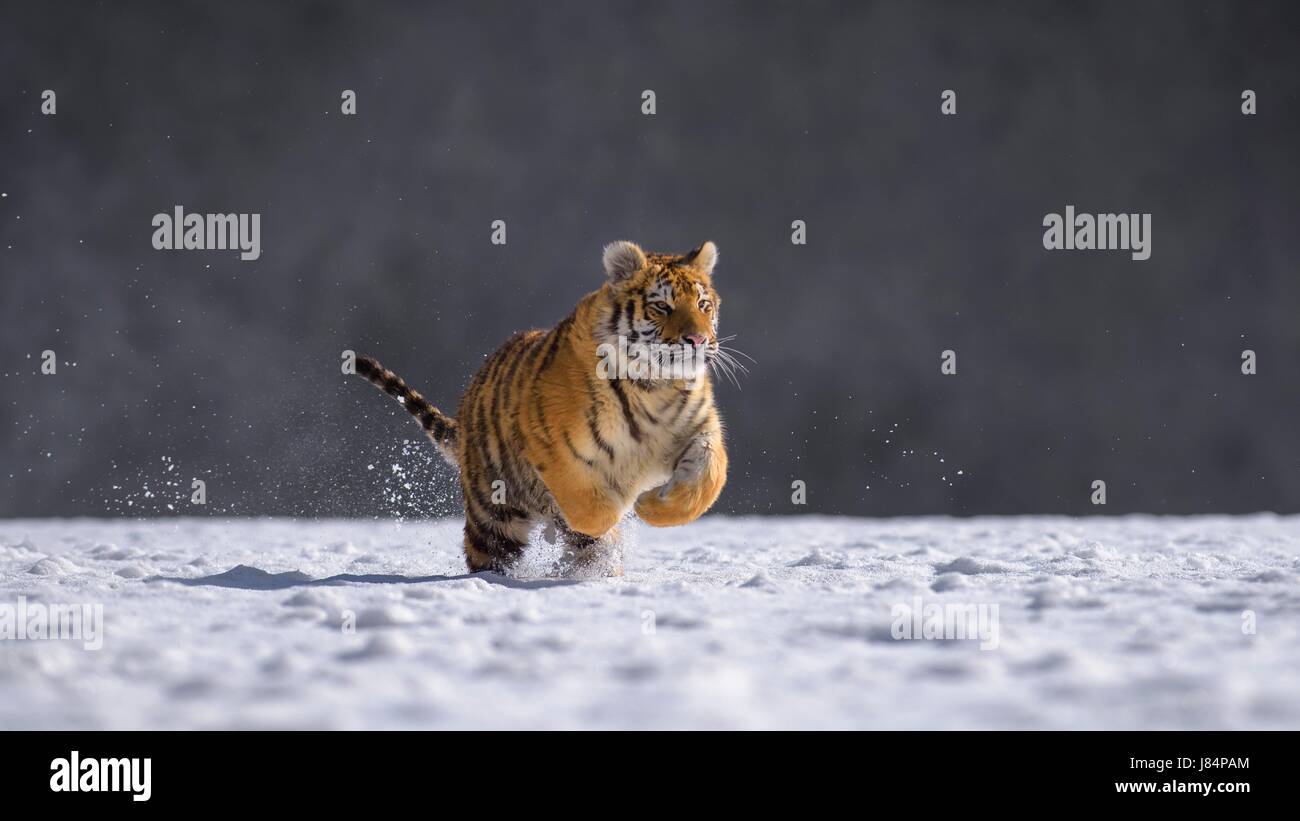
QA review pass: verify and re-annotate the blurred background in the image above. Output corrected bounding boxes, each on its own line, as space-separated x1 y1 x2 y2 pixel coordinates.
2 0 1298 518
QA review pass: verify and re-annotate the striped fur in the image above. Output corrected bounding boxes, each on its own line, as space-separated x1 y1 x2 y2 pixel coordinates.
355 240 728 574
354 355 458 466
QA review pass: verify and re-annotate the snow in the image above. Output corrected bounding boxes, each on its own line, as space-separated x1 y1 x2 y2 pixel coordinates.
1 515 1298 729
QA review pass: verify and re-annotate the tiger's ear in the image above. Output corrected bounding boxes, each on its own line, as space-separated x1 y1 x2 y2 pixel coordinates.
602 240 647 283
684 241 718 276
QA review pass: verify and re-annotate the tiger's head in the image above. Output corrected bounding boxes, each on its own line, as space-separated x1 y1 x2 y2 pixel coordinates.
600 240 722 382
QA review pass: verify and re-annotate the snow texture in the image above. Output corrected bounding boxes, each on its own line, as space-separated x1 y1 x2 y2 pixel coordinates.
1 515 1297 729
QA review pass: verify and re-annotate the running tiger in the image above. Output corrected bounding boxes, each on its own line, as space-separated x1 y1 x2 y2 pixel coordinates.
354 240 744 575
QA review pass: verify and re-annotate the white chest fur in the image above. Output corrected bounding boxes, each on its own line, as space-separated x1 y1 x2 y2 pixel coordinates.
598 382 706 504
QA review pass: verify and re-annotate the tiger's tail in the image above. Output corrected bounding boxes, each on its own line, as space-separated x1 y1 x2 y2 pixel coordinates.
354 355 459 467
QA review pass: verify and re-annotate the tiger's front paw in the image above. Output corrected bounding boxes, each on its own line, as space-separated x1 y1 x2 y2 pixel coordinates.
658 435 711 499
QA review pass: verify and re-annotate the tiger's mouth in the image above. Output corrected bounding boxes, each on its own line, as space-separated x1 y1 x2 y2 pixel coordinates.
594 335 714 382
652 342 712 381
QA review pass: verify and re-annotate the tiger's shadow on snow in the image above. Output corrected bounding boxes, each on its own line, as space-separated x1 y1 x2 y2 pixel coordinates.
149 564 579 591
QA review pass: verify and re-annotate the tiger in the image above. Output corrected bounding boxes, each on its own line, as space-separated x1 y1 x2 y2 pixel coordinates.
354 240 730 575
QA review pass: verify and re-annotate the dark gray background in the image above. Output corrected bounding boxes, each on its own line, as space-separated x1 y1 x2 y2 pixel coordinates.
2 0 1298 518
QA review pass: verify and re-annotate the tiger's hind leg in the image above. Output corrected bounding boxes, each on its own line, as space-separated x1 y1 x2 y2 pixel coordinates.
555 518 624 578
463 514 531 574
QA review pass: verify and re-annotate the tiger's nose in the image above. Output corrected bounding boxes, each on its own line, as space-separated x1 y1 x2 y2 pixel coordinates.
684 333 708 348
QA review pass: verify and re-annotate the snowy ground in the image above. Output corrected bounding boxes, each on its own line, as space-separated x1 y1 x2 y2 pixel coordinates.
1 515 1297 730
